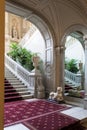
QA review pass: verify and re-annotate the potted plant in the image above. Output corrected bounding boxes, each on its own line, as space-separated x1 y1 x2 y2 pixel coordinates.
65 59 79 73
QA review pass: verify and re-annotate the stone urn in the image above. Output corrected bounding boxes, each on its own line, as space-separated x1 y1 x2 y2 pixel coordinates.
32 55 39 69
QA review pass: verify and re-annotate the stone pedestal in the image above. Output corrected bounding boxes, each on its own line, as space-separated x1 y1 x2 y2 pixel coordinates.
37 77 45 98
31 55 45 98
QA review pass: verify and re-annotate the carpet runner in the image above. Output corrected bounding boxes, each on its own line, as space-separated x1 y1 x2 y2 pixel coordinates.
65 84 72 93
4 78 22 102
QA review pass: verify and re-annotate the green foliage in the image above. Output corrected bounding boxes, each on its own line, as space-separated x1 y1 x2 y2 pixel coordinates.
7 42 19 61
8 42 34 71
65 58 79 73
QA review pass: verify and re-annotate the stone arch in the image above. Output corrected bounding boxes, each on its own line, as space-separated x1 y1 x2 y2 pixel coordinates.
60 24 87 103
61 24 87 46
5 2 56 96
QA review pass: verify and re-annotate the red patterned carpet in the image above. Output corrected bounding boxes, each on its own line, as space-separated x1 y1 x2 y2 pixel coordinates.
4 99 68 126
4 99 85 130
23 112 80 130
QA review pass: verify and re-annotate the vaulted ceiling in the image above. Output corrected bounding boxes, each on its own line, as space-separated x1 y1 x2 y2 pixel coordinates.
5 0 87 45
5 0 87 19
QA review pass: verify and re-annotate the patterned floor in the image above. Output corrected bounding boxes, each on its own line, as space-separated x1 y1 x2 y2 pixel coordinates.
4 99 87 130
4 99 69 127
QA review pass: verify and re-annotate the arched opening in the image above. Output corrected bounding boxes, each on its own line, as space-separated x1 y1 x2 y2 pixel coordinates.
61 25 87 105
64 33 85 99
5 1 55 100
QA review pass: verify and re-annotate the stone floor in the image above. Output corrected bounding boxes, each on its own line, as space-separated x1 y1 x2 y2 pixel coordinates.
61 107 87 120
61 107 87 128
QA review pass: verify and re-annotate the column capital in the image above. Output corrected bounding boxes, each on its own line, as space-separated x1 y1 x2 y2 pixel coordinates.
55 46 60 55
55 46 65 55
83 36 87 49
83 36 87 44
83 35 87 40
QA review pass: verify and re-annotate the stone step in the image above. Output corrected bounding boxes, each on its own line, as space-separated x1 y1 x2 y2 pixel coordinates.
5 94 34 101
5 91 31 96
5 87 29 92
7 80 23 84
19 90 30 94
6 78 20 80
5 72 16 77
9 82 25 85
5 76 17 79
5 95 22 102
21 94 34 99
12 86 27 89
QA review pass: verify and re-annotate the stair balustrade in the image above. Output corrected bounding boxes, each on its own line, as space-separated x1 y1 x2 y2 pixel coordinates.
65 69 82 87
19 25 37 47
5 54 40 93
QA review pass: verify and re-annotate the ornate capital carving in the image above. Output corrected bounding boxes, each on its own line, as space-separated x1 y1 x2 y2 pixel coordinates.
55 46 60 55
55 46 65 55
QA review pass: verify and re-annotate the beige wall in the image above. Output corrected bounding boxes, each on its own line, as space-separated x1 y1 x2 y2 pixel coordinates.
0 0 4 130
5 0 87 90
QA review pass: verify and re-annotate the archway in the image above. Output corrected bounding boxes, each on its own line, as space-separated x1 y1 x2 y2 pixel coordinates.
5 1 55 96
60 24 87 105
65 34 85 98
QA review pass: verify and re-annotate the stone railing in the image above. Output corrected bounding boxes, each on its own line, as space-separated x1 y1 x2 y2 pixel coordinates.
65 69 82 87
5 54 45 98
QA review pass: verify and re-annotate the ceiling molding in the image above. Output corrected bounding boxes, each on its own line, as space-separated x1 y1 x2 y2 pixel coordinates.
5 1 33 18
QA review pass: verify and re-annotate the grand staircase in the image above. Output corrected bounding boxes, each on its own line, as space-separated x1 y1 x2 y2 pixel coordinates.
64 69 82 93
5 68 34 102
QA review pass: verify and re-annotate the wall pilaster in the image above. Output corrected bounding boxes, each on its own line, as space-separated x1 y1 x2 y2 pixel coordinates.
83 36 87 109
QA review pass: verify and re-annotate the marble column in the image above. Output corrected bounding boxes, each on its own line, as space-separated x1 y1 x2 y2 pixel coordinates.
55 46 61 88
83 36 87 109
55 46 65 93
